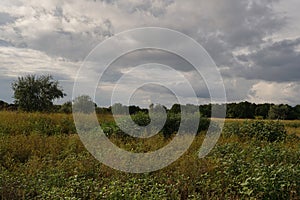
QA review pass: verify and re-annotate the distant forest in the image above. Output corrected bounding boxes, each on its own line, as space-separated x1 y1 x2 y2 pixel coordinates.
1 99 300 120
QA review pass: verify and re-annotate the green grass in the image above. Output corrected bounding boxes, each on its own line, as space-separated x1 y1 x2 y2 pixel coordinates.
0 112 299 199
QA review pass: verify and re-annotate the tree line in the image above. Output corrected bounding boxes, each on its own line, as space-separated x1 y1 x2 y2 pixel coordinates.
1 74 300 120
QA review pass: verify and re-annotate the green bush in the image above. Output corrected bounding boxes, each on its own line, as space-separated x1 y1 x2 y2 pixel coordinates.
223 120 287 142
163 113 211 137
131 111 151 126
194 142 298 199
116 112 211 138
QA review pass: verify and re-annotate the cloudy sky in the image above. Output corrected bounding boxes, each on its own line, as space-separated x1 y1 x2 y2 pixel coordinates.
0 0 300 107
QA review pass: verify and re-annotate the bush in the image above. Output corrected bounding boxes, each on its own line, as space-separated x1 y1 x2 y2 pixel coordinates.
163 113 211 137
223 120 287 142
131 111 151 126
115 112 212 138
197 142 300 199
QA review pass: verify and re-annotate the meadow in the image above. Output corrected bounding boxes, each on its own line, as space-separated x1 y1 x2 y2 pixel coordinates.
0 111 299 199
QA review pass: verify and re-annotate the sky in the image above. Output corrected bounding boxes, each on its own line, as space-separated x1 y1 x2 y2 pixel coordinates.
0 0 300 107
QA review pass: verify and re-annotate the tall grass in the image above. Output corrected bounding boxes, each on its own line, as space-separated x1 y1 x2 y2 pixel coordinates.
0 111 299 199
0 111 114 136
0 133 299 199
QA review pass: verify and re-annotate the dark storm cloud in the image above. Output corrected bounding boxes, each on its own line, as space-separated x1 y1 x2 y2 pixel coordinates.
195 0 285 68
236 38 300 82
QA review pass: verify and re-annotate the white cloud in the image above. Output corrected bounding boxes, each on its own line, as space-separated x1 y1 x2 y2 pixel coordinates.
248 81 300 105
0 46 79 78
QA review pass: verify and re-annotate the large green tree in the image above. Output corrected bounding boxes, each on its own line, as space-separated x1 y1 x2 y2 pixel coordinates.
12 74 65 112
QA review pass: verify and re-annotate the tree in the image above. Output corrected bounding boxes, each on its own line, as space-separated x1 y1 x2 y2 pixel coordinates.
60 101 72 114
0 100 9 110
73 95 97 114
129 105 142 115
294 105 300 119
235 101 255 119
12 75 65 112
170 104 181 114
199 104 211 117
268 104 290 120
111 103 127 115
255 103 272 119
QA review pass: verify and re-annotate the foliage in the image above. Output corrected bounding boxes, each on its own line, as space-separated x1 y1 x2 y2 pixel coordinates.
59 101 72 114
198 102 300 120
72 95 97 114
12 75 65 112
0 112 299 199
0 132 299 199
196 141 300 199
111 103 128 115
131 111 151 126
223 120 287 142
116 112 211 138
0 100 9 110
255 103 271 119
268 104 291 120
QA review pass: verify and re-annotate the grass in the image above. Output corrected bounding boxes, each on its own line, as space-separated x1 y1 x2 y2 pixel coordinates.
0 111 299 199
282 120 300 136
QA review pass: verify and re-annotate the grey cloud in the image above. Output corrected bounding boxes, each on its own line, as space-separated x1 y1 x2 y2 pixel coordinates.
138 82 210 100
96 0 174 17
0 4 114 61
0 75 14 103
29 18 113 61
179 82 210 99
0 12 16 25
99 49 195 83
0 0 286 67
188 0 285 68
53 6 63 17
224 78 257 102
0 39 13 47
0 0 299 106
236 38 300 82
139 84 174 95
224 0 284 47
111 49 194 71
31 31 96 61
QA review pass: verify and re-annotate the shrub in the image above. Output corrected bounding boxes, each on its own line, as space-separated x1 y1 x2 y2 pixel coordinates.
115 112 212 138
223 120 287 142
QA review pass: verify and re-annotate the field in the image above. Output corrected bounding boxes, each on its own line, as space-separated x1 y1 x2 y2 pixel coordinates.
0 111 299 199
